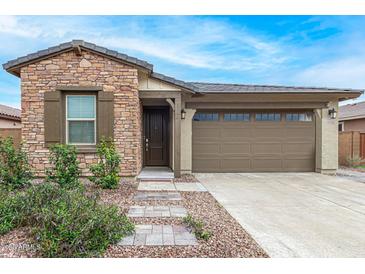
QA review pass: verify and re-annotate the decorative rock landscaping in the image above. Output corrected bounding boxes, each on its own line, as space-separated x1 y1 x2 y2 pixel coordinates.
0 176 268 257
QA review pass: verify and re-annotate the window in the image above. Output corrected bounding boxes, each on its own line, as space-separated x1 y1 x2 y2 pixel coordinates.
338 122 344 132
193 112 219 121
255 113 281 121
66 95 96 145
224 113 250 121
286 113 312 122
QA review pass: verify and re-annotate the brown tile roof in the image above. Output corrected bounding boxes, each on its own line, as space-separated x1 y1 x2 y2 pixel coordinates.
190 82 363 94
0 104 21 121
339 101 365 120
2 40 364 96
2 40 197 92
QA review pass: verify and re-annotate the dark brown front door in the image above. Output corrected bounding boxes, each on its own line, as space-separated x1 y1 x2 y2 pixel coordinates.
143 107 169 166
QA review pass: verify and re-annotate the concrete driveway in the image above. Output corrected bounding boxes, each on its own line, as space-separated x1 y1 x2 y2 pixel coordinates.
195 173 365 258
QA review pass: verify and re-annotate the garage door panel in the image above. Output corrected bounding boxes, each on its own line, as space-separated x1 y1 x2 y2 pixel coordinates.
252 143 282 154
192 110 315 172
221 142 250 154
193 158 220 172
286 128 314 138
193 127 220 138
284 143 315 154
253 128 284 138
220 158 251 170
193 142 220 154
283 158 314 171
252 158 283 170
221 127 252 138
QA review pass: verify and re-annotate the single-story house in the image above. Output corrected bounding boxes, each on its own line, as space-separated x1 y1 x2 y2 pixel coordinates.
0 103 21 129
339 101 365 133
2 40 362 177
0 103 21 147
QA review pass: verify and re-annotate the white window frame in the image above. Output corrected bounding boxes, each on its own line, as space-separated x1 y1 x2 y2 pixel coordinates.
339 121 345 132
65 95 97 145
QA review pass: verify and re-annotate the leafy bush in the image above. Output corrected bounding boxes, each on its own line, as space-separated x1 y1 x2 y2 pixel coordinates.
0 137 33 190
89 139 121 189
183 214 212 240
346 155 365 167
0 189 27 235
46 144 80 189
26 184 134 257
0 183 134 257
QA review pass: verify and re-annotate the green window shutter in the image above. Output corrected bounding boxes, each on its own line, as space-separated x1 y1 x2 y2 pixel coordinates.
97 91 114 142
44 90 62 147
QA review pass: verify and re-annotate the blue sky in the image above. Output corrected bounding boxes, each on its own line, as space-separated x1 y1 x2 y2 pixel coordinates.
1 15 365 108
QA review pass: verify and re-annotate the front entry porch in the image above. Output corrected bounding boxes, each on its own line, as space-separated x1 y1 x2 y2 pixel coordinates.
140 91 182 177
137 166 174 180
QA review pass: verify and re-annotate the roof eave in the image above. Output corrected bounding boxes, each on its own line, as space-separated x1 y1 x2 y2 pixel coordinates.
339 115 365 121
150 72 198 94
198 91 362 96
3 40 154 77
0 114 21 121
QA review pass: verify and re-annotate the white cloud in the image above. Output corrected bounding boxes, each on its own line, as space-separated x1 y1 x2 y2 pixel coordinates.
0 16 289 72
0 15 41 38
293 57 365 89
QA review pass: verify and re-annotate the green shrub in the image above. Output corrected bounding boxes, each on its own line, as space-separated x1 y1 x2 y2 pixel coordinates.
0 183 134 257
21 183 134 257
46 144 81 189
346 155 364 167
89 139 121 189
0 137 33 190
27 184 134 257
183 214 212 241
0 189 27 235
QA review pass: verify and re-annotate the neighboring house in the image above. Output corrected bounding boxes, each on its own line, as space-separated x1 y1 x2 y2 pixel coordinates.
2 40 362 177
339 101 365 133
0 103 21 128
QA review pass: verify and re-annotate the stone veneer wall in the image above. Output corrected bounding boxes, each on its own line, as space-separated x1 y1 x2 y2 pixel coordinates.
20 50 142 177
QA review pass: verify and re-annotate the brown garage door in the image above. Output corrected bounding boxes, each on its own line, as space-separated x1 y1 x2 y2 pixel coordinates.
192 110 315 172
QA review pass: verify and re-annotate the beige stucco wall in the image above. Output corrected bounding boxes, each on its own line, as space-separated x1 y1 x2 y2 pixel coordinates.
0 118 21 128
139 73 181 91
180 109 196 174
315 100 339 174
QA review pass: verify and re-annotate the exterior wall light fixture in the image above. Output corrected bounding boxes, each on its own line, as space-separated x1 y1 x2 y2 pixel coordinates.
328 108 337 119
181 109 186 119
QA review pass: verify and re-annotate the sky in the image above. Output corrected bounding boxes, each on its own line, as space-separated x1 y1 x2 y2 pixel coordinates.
1 15 365 108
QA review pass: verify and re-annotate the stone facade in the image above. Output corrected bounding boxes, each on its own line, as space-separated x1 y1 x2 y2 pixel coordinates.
20 50 142 176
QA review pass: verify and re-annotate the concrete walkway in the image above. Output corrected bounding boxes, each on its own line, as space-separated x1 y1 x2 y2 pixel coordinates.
195 172 365 258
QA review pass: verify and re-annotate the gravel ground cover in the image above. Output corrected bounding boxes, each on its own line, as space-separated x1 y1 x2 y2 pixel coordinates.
103 182 268 258
173 174 200 183
339 166 365 173
0 227 37 258
0 179 268 258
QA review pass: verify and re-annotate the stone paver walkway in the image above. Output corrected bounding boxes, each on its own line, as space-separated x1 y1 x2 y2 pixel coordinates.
134 191 182 201
138 182 207 192
138 182 176 191
118 224 197 246
175 182 207 192
121 179 200 246
128 205 187 218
